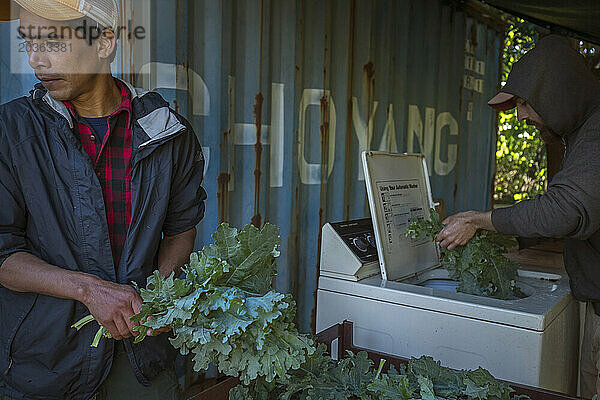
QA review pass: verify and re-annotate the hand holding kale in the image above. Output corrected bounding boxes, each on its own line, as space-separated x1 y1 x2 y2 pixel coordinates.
406 209 522 299
73 223 314 385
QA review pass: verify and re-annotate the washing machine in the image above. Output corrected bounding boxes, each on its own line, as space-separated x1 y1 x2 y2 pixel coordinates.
315 151 579 395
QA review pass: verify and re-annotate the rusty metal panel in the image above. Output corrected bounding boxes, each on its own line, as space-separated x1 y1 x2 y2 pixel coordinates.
0 0 503 333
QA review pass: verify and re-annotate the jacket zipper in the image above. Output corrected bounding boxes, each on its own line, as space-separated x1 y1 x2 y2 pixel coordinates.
4 294 39 376
560 136 568 169
3 358 13 376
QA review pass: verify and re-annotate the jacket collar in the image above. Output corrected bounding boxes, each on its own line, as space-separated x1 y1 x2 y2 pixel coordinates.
63 79 131 130
31 77 186 149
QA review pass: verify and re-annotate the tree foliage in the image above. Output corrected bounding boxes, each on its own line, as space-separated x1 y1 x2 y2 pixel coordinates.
494 20 544 204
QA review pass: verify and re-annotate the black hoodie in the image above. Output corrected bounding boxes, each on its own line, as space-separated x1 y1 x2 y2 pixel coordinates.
491 35 600 311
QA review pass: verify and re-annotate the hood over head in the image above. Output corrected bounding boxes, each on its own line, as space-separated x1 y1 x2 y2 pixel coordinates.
495 34 600 137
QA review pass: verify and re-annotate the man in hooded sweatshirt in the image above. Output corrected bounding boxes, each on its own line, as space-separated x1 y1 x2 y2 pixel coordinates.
436 34 600 397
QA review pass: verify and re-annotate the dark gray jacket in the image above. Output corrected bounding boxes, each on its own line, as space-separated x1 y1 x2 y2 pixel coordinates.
0 79 207 399
491 35 600 309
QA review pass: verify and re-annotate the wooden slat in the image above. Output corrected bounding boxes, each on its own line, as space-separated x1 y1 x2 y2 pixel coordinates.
186 377 240 400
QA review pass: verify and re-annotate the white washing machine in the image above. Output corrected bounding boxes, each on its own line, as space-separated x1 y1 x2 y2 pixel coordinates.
315 152 579 395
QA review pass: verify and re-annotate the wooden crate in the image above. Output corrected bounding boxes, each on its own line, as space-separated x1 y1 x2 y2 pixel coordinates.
186 320 582 400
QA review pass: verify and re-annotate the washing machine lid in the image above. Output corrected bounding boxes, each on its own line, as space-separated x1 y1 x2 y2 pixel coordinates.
362 151 440 281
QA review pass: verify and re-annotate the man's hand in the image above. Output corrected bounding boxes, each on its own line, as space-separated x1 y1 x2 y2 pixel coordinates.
137 227 197 338
81 278 143 340
435 210 494 250
0 253 173 339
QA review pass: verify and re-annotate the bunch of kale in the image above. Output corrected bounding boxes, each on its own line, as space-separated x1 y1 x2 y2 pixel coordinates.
406 209 522 299
75 223 314 385
131 223 314 385
230 347 528 400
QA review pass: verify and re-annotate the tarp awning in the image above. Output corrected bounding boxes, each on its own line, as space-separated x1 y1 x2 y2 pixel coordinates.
482 0 600 45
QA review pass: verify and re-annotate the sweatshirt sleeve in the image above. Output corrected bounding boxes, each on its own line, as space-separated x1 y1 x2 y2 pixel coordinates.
491 127 600 240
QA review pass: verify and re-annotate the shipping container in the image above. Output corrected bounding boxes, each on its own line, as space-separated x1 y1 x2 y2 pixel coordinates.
0 0 505 332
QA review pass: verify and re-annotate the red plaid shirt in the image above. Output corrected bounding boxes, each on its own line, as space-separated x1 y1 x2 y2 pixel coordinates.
64 81 132 269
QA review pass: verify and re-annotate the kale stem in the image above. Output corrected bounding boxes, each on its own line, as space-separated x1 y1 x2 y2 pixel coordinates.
71 314 96 331
375 359 386 379
91 327 105 348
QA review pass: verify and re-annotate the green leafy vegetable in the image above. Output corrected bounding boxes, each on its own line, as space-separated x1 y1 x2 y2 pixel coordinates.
406 209 522 299
230 344 382 400
72 220 527 399
73 223 314 385
230 351 526 400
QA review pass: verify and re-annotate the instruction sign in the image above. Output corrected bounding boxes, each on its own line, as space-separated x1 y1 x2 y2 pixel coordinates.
375 179 428 253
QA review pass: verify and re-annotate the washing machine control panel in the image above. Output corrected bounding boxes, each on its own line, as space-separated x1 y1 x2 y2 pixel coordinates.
329 219 379 264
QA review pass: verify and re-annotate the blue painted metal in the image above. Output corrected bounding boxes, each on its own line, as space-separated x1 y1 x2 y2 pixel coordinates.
0 21 37 103
0 0 504 333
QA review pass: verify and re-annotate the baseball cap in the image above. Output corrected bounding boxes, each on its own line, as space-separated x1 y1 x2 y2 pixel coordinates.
0 0 119 31
488 91 517 111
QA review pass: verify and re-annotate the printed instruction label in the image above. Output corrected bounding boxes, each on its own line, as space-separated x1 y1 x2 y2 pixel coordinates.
376 179 426 253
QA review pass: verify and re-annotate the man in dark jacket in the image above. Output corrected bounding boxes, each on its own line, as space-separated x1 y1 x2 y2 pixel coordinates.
436 34 600 397
0 1 206 399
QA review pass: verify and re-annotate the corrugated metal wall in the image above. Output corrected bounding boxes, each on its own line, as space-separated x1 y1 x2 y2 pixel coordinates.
0 0 504 333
